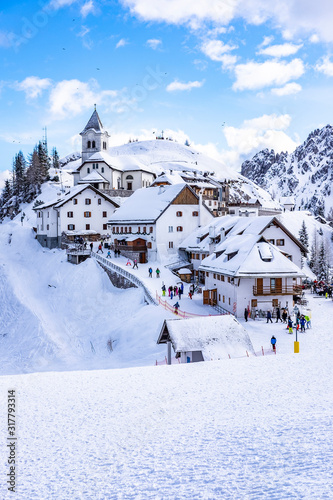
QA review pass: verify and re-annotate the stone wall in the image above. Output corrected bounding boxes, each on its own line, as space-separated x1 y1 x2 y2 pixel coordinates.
97 262 137 289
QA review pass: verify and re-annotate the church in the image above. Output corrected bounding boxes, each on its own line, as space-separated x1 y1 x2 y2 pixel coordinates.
72 107 156 192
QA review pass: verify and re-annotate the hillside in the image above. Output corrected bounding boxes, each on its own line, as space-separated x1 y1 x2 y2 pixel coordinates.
61 139 280 209
241 125 333 217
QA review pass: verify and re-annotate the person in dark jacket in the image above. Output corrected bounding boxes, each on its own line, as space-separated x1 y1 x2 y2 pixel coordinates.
244 308 248 322
288 316 293 334
276 307 282 323
267 310 273 323
174 302 180 314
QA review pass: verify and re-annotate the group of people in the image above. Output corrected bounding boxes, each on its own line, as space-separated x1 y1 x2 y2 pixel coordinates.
148 267 160 278
168 284 184 300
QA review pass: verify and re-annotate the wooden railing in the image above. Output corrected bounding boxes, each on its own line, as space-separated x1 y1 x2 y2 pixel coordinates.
253 285 303 296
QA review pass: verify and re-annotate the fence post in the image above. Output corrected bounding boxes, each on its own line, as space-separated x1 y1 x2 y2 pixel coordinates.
261 346 264 356
246 350 249 357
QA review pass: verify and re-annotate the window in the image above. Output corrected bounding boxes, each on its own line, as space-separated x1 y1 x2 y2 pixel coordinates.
228 298 231 305
85 199 91 205
101 167 104 173
150 227 153 233
176 211 183 217
92 141 95 148
103 211 107 218
147 242 152 249
87 141 91 148
47 212 49 218
270 278 276 291
103 224 107 230
176 226 183 232
116 227 119 233
251 299 257 308
46 224 49 230
221 275 225 282
67 212 73 218
219 294 221 301
103 141 107 150
120 227 123 233
223 295 225 303
129 227 132 233
228 277 231 283
272 299 279 307
93 164 95 169
125 227 127 233
127 182 132 190
98 199 101 205
168 226 173 232
138 227 140 233
73 199 78 205
112 227 115 233
87 167 90 173
213 273 216 279
86 224 90 230
126 175 134 180
276 239 285 246
84 212 91 218
143 227 146 233
196 254 199 260
206 272 209 277
268 239 275 244
192 211 199 216
68 224 75 230
142 181 145 187
169 242 173 248
217 275 220 281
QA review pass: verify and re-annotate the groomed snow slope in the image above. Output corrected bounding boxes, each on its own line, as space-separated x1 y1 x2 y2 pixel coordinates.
0 219 168 374
0 293 332 499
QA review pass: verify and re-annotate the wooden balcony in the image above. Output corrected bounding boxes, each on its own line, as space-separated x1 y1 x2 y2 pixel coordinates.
253 285 303 296
116 244 147 252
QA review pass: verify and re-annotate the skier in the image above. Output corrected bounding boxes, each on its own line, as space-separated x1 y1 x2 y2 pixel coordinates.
148 267 153 278
106 250 111 259
287 316 293 334
266 310 273 323
97 243 103 254
271 335 277 352
133 259 138 269
162 285 166 297
174 302 180 315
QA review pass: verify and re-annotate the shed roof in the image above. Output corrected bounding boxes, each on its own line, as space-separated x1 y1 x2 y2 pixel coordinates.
157 315 255 360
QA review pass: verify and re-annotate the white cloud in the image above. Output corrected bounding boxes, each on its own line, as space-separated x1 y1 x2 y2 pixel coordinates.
233 58 305 91
15 76 52 99
80 0 97 17
116 38 129 48
309 34 320 44
0 170 11 190
315 56 333 77
48 0 77 9
0 31 11 48
223 114 298 165
146 39 162 50
258 43 303 58
260 35 274 47
48 79 119 119
166 80 204 92
201 39 237 62
121 0 333 42
271 82 302 96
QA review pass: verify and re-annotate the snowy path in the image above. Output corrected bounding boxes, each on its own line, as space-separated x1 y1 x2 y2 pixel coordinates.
1 293 332 500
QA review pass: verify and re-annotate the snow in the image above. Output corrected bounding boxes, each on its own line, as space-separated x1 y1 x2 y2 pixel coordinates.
0 292 332 499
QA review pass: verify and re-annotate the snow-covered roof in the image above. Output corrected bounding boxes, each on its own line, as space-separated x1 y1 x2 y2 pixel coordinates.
78 171 109 183
280 196 295 205
35 184 119 210
177 268 192 274
108 184 196 223
199 235 305 278
157 315 255 360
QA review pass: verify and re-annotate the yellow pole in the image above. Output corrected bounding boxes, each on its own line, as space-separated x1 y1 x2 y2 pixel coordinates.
294 341 300 353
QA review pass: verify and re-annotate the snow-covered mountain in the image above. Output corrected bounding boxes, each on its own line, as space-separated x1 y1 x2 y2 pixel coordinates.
62 139 280 209
241 125 333 217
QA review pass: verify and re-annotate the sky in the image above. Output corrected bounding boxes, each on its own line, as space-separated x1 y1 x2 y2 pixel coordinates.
1 0 333 179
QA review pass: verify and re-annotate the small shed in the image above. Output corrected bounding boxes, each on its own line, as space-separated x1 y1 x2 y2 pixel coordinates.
177 268 192 283
157 315 255 363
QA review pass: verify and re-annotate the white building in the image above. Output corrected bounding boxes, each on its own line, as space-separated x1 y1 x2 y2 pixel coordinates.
34 185 119 248
157 315 255 363
108 183 214 263
199 234 305 318
180 215 307 283
72 108 156 191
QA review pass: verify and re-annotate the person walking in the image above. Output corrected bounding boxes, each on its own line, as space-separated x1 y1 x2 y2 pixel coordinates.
266 310 273 323
162 285 166 297
106 250 111 259
133 259 138 269
287 316 293 334
271 335 277 352
300 315 306 332
156 268 160 278
97 243 103 254
276 307 282 323
282 309 287 323
90 242 93 252
244 308 248 322
148 267 153 278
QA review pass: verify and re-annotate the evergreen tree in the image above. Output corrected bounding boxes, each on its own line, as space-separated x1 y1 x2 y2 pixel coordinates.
309 230 319 276
298 220 309 250
317 241 328 281
37 141 51 182
51 147 60 171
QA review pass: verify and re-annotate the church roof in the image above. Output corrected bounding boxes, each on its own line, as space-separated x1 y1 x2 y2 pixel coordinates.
80 109 104 135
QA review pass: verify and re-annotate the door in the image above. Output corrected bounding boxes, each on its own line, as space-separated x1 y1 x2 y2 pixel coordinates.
276 278 282 294
203 290 210 305
139 252 146 264
257 278 263 295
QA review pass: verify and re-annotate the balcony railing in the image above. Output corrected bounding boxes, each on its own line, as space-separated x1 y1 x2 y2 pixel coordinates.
115 244 147 252
253 285 303 296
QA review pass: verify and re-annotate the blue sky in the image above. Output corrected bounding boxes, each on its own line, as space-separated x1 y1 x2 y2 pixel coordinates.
1 0 333 180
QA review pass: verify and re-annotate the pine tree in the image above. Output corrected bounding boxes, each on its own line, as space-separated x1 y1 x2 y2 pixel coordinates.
37 141 50 182
317 241 328 281
309 230 319 275
12 151 26 203
298 220 309 250
51 147 60 171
